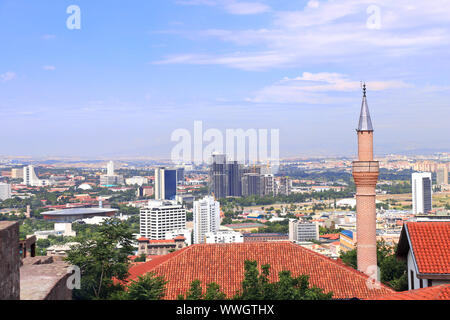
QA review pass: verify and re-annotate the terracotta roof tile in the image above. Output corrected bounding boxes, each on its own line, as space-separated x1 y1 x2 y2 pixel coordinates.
406 222 450 274
375 284 450 300
125 242 394 300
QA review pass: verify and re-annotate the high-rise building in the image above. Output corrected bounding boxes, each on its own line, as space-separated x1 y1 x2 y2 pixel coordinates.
227 161 242 197
241 173 262 197
209 154 228 199
176 167 185 183
107 161 115 176
352 84 379 276
100 161 124 186
155 167 177 200
436 166 448 186
278 177 292 195
412 172 433 214
23 165 39 186
139 200 186 240
261 174 275 196
204 230 244 244
193 196 220 244
0 183 11 201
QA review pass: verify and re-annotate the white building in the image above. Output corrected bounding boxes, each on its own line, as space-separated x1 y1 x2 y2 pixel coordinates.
165 228 193 246
412 172 433 214
22 165 52 187
107 160 115 176
193 196 220 244
140 200 186 240
204 230 244 244
0 183 12 201
289 219 319 242
126 176 148 186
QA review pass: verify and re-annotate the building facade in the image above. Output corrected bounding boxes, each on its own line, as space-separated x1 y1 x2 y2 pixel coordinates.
412 172 433 214
139 200 186 240
289 219 319 242
0 183 12 201
193 196 220 244
155 167 177 200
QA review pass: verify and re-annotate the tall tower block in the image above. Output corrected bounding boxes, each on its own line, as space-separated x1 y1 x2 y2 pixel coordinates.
352 84 379 276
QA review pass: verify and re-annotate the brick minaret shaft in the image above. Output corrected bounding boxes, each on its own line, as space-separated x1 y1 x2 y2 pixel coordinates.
352 84 379 276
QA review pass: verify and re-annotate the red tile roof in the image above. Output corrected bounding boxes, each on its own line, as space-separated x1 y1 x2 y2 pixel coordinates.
124 242 394 300
320 234 340 240
375 284 450 300
406 222 450 274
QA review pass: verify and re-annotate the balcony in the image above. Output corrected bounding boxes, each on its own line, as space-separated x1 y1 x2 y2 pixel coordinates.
352 161 379 173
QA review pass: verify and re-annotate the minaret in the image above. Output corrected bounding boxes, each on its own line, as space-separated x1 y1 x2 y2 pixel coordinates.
352 84 379 276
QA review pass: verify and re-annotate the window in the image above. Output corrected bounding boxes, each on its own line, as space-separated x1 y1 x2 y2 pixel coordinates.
419 279 423 289
410 270 414 290
428 279 433 287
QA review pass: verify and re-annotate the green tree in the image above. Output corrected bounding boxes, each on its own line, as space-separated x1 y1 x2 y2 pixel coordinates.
65 218 135 300
178 279 204 300
203 283 227 300
234 260 332 300
125 273 167 300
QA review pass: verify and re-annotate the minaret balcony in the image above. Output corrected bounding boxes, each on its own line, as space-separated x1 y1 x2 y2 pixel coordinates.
352 161 379 185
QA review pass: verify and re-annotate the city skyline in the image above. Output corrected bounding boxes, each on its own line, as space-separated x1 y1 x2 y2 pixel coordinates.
1 1 450 158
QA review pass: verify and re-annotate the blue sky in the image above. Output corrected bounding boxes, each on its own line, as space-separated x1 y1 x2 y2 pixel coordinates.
0 0 449 159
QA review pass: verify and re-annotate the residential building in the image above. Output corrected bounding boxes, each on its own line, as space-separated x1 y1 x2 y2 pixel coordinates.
412 172 433 214
241 173 262 197
126 176 148 186
193 196 220 244
137 236 187 256
165 228 192 246
396 222 450 290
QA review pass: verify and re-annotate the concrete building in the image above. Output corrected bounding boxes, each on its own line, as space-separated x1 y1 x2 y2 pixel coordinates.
23 165 52 187
436 165 448 186
193 196 220 244
0 182 12 200
278 177 292 195
100 160 124 186
352 84 379 277
261 174 275 196
289 219 319 242
139 200 186 240
204 230 244 244
412 172 433 214
155 167 177 200
241 173 262 197
107 160 115 176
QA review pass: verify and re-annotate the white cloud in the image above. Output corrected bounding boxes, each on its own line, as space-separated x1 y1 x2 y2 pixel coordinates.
160 0 450 70
0 72 16 82
43 65 56 71
247 72 411 104
41 34 56 40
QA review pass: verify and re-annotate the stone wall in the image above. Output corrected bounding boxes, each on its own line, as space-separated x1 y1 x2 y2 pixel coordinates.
0 221 20 300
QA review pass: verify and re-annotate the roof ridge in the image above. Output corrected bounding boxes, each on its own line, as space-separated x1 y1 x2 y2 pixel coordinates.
289 242 395 292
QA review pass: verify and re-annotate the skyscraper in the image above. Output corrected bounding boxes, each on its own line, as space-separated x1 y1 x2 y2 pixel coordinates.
412 172 433 214
209 154 228 199
193 196 220 244
241 173 262 197
23 165 39 186
352 84 379 276
155 167 177 200
227 160 242 197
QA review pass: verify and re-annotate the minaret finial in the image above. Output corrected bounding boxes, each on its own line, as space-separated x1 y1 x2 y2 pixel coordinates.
363 82 366 97
357 83 373 131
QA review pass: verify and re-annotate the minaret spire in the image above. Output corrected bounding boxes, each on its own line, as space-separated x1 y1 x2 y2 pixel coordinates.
358 83 373 132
